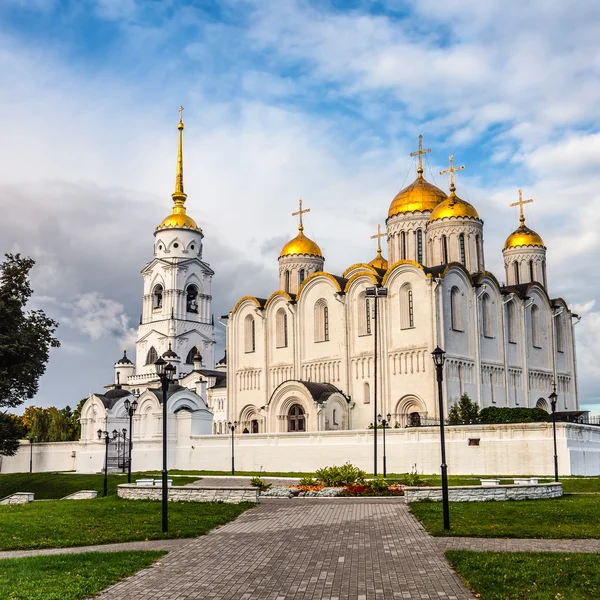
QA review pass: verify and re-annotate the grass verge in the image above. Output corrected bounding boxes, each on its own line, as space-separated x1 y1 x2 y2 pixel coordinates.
0 550 166 600
0 497 252 550
446 550 600 599
410 494 600 538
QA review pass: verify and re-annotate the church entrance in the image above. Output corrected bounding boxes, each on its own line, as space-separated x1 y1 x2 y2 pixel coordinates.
288 404 305 432
251 419 259 433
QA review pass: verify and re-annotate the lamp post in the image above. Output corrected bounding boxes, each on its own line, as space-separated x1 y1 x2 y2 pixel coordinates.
549 382 559 483
228 421 238 475
155 357 176 533
377 413 392 477
97 428 116 497
29 436 36 473
365 285 388 476
431 346 450 531
124 397 138 483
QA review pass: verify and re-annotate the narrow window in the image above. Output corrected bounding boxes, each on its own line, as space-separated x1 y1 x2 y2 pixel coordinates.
507 301 516 343
358 292 371 336
186 284 198 313
400 231 407 260
284 271 290 293
324 306 329 341
529 260 535 283
451 287 463 331
153 285 163 309
366 298 372 335
400 285 414 329
556 315 564 352
145 346 158 365
514 262 520 285
442 235 448 264
475 234 481 271
542 261 547 287
417 229 423 264
459 234 466 266
245 315 256 353
531 305 541 348
315 300 329 342
363 381 370 404
276 309 288 348
299 269 305 284
482 293 492 338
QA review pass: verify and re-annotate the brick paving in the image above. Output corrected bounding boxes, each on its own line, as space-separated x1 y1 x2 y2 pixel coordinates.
438 537 600 553
98 498 474 600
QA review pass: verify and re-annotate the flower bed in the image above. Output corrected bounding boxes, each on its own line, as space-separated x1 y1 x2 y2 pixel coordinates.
260 484 404 498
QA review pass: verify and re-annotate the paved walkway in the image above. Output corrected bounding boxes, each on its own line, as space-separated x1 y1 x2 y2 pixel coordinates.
98 498 474 599
438 537 600 553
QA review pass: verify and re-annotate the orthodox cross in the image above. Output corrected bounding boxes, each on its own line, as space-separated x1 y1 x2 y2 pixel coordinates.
410 135 431 176
179 106 184 122
292 199 310 232
509 190 533 226
439 154 465 192
370 223 387 253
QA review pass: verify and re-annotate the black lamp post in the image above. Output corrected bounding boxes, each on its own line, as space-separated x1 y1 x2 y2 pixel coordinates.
365 285 388 476
377 413 392 477
29 436 36 474
124 397 138 483
97 428 116 497
228 421 238 475
431 346 450 531
155 356 176 533
549 382 559 483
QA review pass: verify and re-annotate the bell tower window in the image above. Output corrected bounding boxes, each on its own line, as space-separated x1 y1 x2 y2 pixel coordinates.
186 285 198 313
153 285 163 309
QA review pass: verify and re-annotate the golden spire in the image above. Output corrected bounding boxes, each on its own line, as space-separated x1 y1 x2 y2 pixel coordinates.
440 154 465 195
292 199 310 233
410 135 431 179
172 106 187 214
509 189 534 226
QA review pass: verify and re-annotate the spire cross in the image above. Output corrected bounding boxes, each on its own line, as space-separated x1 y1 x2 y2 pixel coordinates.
179 105 184 122
439 154 465 192
410 135 431 177
173 106 186 201
509 190 534 225
370 223 387 253
292 199 310 232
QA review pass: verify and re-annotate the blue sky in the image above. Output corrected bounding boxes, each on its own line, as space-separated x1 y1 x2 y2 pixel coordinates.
1 0 600 413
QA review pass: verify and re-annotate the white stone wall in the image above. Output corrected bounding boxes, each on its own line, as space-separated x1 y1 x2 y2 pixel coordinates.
117 484 258 503
405 482 563 502
0 441 79 474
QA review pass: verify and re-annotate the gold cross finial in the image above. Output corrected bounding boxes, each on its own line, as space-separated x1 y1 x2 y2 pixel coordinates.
370 224 387 254
292 199 310 232
509 189 534 226
410 135 431 178
439 154 465 193
173 106 186 202
179 106 184 123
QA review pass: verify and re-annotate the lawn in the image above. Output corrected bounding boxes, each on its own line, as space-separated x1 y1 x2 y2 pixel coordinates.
410 494 600 538
0 472 195 499
446 550 600 599
0 496 253 550
0 550 166 600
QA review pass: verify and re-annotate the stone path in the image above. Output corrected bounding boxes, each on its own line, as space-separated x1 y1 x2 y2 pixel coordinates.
98 498 474 600
438 537 600 553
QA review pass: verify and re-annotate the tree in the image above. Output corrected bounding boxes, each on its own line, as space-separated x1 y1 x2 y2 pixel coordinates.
0 413 24 456
447 393 480 425
0 254 60 455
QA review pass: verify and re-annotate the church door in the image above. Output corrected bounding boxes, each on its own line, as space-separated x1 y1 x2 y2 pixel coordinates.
288 404 305 432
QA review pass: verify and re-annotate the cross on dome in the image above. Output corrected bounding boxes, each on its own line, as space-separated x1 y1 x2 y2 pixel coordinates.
410 135 431 178
440 154 465 193
509 190 534 226
292 199 310 232
370 223 387 254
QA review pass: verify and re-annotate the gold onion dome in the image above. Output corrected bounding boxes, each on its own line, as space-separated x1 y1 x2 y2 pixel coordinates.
388 174 448 218
280 230 323 258
504 218 545 250
430 190 479 222
369 249 388 270
156 108 201 233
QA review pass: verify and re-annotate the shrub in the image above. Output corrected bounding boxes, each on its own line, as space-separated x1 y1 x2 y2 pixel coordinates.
448 393 480 425
298 476 318 487
479 406 549 424
404 464 423 487
365 475 390 493
249 477 271 492
315 462 366 487
339 483 404 497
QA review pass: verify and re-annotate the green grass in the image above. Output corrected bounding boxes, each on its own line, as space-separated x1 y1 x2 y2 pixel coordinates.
446 550 600 599
0 472 195 499
410 494 600 538
0 550 166 600
0 496 252 550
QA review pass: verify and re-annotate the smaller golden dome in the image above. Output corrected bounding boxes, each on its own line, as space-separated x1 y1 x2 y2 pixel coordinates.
157 212 200 232
369 249 388 271
430 192 479 222
388 174 448 218
280 231 323 258
504 219 545 250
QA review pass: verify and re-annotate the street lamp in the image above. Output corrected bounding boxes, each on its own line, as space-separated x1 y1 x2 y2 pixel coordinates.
228 421 238 475
29 436 36 474
549 382 559 483
377 413 392 477
365 285 388 476
124 397 138 483
431 346 450 531
97 428 117 497
155 356 176 533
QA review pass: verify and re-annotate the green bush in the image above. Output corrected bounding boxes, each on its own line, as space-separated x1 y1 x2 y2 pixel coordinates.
447 394 480 425
249 477 271 491
315 463 366 487
365 475 389 493
404 465 423 487
479 406 549 424
298 476 318 486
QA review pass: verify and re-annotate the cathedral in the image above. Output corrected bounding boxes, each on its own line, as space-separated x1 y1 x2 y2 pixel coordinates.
226 138 579 434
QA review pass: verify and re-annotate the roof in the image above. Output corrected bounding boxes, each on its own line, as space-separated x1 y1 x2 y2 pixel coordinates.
298 381 348 404
147 383 188 403
115 350 133 365
96 388 132 410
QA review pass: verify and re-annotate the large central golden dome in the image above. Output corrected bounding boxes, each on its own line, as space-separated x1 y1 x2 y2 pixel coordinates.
388 174 448 218
280 231 323 258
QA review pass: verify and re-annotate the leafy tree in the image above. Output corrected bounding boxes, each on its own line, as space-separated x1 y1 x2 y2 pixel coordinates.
0 413 24 455
479 406 550 424
447 393 480 425
0 254 59 455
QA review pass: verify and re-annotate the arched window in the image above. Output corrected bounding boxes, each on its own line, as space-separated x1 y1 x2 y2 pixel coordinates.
314 299 329 342
244 315 255 353
153 285 163 309
482 293 492 338
531 305 541 348
251 419 259 433
556 315 564 353
450 287 463 331
358 292 371 336
186 285 198 313
185 346 200 364
299 269 305 285
529 260 535 283
400 285 414 329
475 234 481 271
459 234 466 266
284 271 290 293
145 346 158 365
417 229 423 264
514 262 520 285
442 235 448 264
507 301 517 343
400 231 407 260
288 404 305 432
363 381 370 404
542 260 547 287
276 308 288 348
218 422 222 434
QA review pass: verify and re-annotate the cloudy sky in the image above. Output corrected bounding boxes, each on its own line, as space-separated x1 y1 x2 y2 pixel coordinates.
2 0 600 414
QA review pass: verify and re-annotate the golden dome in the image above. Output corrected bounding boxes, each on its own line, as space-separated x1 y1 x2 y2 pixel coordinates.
388 174 447 218
430 191 479 222
504 220 545 250
369 249 388 270
280 231 323 258
157 212 200 232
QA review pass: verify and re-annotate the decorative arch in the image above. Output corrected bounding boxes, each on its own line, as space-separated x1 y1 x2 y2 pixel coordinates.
536 397 550 413
152 284 163 309
231 296 264 315
145 346 158 365
296 271 344 299
314 298 329 342
264 290 294 309
276 308 288 348
287 403 306 432
394 395 427 428
244 315 256 353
